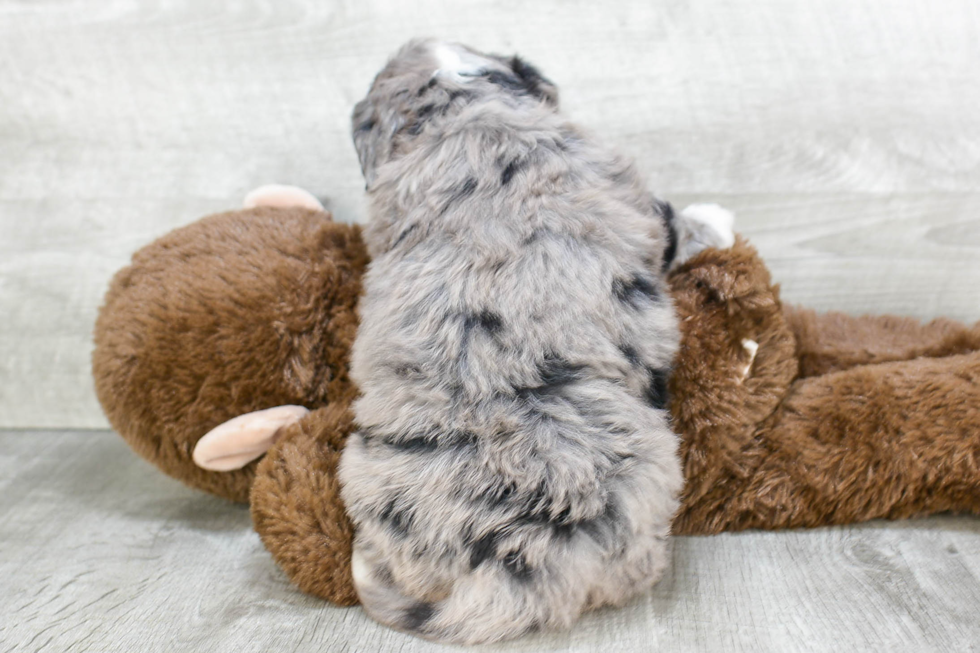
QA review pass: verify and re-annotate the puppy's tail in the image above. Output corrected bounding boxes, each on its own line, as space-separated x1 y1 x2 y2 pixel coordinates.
351 547 554 645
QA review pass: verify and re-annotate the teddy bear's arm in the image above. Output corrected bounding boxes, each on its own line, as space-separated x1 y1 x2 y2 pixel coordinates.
250 403 358 605
668 238 801 517
784 306 980 378
705 348 980 532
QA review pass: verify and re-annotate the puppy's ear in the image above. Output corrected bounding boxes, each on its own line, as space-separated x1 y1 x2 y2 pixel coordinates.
509 56 559 107
352 98 381 188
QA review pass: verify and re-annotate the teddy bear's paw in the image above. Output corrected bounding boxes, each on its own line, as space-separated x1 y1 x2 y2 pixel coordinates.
672 203 736 267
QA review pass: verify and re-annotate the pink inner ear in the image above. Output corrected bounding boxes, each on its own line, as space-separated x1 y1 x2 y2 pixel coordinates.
192 405 311 471
243 184 325 211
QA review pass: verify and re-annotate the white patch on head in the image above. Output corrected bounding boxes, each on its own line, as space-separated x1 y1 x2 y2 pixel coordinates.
432 42 486 80
680 203 736 249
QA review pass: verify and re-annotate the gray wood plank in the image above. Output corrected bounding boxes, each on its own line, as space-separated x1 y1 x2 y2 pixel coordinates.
1 1 979 427
1 430 978 652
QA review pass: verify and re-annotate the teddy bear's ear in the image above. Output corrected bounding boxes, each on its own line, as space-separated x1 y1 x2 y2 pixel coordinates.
193 405 311 471
242 185 326 212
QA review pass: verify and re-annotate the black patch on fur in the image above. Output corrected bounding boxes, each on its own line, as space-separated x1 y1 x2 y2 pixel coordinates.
456 177 478 199
441 178 478 216
538 354 585 387
404 103 438 136
478 483 619 544
523 485 624 544
486 482 516 506
386 435 439 453
547 507 577 540
404 87 476 136
464 309 503 337
644 367 670 409
382 428 476 453
515 354 584 399
618 344 641 366
469 531 500 569
501 158 524 185
659 201 678 271
404 602 436 631
479 310 503 334
391 223 418 250
378 500 413 537
417 77 438 96
613 273 659 308
485 70 527 95
508 56 556 104
502 551 533 582
446 88 473 104
416 103 436 120
510 484 579 540
579 501 619 545
357 427 376 443
447 429 479 449
522 620 542 637
521 227 550 245
525 484 549 513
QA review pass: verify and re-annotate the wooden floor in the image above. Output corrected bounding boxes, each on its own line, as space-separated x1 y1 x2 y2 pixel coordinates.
2 431 978 653
2 0 979 650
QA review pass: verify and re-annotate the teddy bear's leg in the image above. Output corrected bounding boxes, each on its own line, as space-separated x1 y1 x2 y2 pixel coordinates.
784 306 980 378
704 349 980 532
250 403 359 605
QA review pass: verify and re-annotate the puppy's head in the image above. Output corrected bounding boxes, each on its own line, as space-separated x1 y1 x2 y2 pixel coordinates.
352 39 559 187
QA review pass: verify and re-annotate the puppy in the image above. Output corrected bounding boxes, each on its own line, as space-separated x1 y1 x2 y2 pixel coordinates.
339 39 722 644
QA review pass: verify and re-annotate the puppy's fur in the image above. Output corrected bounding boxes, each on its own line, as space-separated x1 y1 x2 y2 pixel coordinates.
338 40 684 644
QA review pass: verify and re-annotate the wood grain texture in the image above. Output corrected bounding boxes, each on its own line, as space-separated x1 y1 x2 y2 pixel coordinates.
2 0 979 428
1 431 978 653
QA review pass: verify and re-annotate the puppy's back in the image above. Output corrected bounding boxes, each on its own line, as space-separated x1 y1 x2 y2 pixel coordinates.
340 40 682 644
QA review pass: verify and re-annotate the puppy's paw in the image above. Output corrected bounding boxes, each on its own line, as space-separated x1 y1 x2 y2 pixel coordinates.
672 203 736 267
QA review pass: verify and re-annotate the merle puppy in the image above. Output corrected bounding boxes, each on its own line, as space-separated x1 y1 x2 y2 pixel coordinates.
339 39 728 644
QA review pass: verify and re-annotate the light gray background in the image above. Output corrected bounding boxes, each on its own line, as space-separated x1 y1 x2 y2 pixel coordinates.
1 0 978 651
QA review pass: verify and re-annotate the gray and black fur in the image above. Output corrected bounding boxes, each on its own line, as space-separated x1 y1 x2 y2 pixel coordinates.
339 39 684 644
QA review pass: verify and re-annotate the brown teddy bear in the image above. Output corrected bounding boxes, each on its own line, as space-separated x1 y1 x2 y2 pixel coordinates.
92 187 980 606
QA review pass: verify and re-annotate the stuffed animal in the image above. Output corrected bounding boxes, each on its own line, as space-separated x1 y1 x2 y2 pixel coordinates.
92 187 980 607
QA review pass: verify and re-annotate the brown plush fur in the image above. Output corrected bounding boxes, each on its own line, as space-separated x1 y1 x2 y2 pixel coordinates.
669 239 980 534
93 207 368 503
250 403 359 605
92 209 980 606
